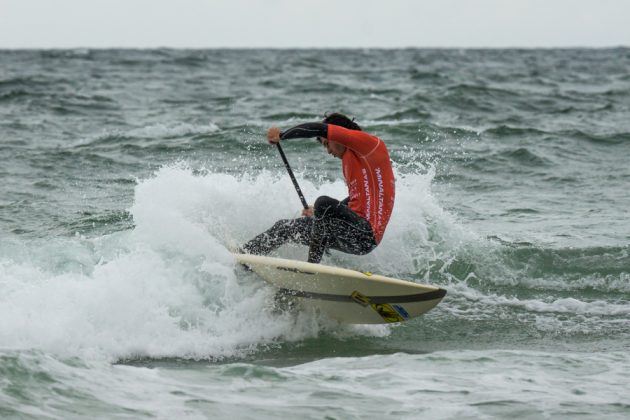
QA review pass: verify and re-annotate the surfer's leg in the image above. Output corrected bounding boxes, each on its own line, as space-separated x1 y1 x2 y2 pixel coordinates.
308 196 339 263
308 196 377 263
242 217 313 255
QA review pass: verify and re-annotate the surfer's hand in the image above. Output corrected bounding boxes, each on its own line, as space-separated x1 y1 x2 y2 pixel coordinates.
267 127 281 144
302 206 314 217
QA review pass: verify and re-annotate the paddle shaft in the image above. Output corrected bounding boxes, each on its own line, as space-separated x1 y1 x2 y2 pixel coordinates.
276 142 309 210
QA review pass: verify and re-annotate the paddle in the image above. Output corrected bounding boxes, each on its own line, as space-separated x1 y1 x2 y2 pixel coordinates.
275 142 309 210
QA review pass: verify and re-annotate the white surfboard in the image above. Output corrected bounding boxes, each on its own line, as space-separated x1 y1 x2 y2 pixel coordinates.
234 253 446 324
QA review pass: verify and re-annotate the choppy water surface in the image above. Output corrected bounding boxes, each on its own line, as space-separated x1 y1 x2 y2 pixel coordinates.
1 49 629 419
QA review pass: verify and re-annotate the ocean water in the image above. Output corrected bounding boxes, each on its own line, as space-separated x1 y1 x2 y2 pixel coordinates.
1 48 629 419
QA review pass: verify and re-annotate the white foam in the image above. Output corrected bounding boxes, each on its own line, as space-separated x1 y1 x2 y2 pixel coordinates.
128 121 220 138
2 164 414 361
0 241 291 360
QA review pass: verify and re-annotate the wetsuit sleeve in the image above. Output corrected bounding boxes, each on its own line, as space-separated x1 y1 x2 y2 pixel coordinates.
327 124 381 157
280 123 328 140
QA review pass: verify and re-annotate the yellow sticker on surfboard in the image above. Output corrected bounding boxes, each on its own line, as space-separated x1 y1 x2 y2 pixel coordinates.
351 290 407 323
370 303 406 323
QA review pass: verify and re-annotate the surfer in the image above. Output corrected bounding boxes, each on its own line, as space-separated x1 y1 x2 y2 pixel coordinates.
242 113 395 263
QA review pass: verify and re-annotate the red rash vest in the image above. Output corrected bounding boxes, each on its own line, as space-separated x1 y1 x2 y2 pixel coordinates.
327 125 395 243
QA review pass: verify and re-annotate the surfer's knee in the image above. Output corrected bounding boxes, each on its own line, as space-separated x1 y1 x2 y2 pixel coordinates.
314 196 337 217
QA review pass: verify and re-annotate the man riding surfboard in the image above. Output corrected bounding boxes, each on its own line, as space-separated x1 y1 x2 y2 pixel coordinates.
242 113 396 263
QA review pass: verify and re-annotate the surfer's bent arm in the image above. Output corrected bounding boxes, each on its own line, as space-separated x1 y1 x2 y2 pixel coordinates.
279 123 328 140
272 123 381 157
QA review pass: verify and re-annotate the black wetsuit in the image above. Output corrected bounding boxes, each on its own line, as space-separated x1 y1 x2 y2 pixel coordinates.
242 195 377 263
